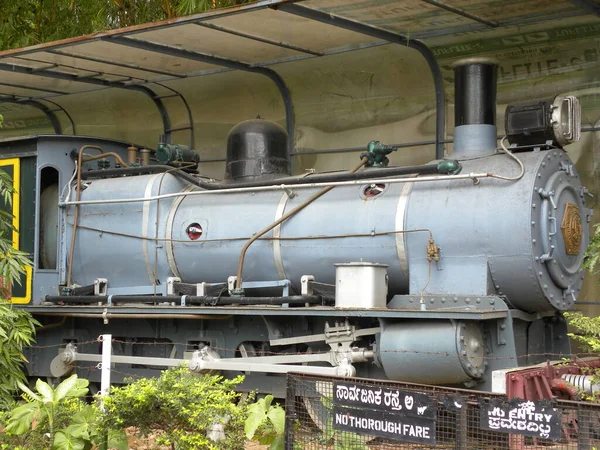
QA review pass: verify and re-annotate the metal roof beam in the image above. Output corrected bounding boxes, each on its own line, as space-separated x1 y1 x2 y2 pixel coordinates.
566 0 600 16
75 72 104 80
0 81 71 95
0 93 75 134
0 96 63 134
39 98 76 134
277 3 446 160
16 55 150 83
0 61 171 141
48 49 187 78
415 8 589 39
152 82 196 148
29 63 60 73
420 0 498 27
194 22 324 56
108 35 257 71
0 61 135 94
106 35 295 162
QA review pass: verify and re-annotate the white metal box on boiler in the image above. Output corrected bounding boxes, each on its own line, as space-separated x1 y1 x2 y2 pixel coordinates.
334 262 388 308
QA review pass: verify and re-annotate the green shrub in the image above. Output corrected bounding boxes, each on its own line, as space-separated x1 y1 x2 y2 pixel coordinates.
565 312 600 354
100 367 248 450
564 229 600 400
584 223 600 275
564 312 600 402
0 374 127 450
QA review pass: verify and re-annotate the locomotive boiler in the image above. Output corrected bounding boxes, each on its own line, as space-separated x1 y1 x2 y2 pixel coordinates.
1 59 591 395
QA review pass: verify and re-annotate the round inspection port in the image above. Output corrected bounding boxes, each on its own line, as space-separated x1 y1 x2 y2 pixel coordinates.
186 223 203 240
362 183 387 198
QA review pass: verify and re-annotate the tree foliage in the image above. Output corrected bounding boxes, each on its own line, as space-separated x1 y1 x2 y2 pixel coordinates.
562 224 600 402
0 0 251 50
0 167 38 411
0 303 38 411
584 224 600 275
0 171 32 292
574 223 600 355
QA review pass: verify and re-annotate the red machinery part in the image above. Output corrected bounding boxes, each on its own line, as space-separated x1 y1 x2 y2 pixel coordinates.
505 358 600 401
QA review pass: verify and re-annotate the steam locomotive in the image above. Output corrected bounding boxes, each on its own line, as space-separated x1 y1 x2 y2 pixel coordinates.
0 58 591 396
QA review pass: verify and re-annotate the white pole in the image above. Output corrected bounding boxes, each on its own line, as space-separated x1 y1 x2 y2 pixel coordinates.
99 334 112 408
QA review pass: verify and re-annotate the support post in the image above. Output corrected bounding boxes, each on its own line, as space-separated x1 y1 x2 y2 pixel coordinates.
277 3 446 159
99 334 112 402
98 334 112 450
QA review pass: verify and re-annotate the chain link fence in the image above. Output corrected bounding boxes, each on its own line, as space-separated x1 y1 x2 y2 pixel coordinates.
285 373 600 449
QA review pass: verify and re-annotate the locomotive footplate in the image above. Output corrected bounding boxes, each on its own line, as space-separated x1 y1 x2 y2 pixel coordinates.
23 304 510 320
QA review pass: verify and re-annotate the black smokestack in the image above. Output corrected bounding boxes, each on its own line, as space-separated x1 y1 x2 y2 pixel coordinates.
453 58 498 157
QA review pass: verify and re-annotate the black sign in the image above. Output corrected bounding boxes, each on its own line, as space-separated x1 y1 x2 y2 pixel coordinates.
333 382 435 418
333 381 436 444
333 406 435 444
480 399 562 440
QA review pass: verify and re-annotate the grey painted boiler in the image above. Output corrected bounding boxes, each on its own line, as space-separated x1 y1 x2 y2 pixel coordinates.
68 147 590 313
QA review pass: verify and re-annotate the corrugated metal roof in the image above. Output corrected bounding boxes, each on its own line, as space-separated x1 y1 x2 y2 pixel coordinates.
0 0 596 98
0 0 597 147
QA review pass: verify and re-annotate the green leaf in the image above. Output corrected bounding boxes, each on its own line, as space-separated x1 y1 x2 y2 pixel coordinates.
16 381 42 402
107 428 129 450
54 374 80 401
66 423 90 440
53 430 86 450
36 378 55 402
66 378 89 399
267 406 285 435
5 403 37 434
263 394 274 411
73 404 96 424
269 434 285 450
245 406 265 440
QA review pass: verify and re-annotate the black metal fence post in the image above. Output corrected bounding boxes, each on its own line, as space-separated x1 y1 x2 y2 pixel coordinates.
578 404 591 450
456 403 468 450
285 373 298 450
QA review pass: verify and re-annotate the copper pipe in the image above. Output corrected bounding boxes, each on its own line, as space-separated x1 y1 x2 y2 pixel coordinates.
234 157 368 290
35 316 67 332
82 152 127 168
67 147 131 287
66 145 104 287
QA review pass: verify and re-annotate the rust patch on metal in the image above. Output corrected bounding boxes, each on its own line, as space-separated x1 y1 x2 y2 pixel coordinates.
561 202 582 256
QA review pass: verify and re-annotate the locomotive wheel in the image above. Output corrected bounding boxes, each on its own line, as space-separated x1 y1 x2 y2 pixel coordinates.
236 342 258 376
237 342 257 359
236 342 268 403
